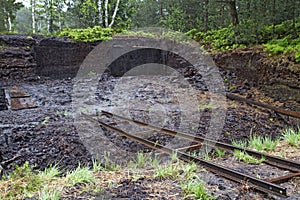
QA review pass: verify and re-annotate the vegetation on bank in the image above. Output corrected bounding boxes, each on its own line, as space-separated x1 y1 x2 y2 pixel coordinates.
51 18 300 62
0 152 214 200
186 19 300 62
56 27 123 43
231 127 300 164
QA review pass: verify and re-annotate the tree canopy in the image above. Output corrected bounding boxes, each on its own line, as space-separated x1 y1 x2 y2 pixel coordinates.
1 0 299 60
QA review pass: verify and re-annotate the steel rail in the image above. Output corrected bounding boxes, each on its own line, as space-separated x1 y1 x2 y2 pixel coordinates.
100 110 300 172
226 93 300 119
81 113 287 197
266 172 300 184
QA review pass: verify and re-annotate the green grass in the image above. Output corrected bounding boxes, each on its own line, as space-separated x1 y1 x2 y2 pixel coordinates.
181 177 215 200
127 151 160 169
233 134 279 152
180 162 198 180
38 164 61 180
38 186 61 200
262 136 279 151
215 149 226 157
0 152 217 200
281 127 300 147
249 135 264 151
234 150 266 164
0 162 102 200
231 139 247 149
1 161 42 199
154 164 180 179
65 165 95 186
103 151 120 171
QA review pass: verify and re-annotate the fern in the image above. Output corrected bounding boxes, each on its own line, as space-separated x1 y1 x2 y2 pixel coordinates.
56 26 123 42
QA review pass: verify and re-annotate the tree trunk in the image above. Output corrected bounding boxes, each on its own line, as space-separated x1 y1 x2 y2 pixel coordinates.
254 0 258 44
49 1 54 33
159 0 163 25
220 5 225 27
108 0 121 27
216 0 239 26
291 1 297 38
7 14 12 32
98 0 103 26
272 0 276 38
203 0 209 32
228 0 238 26
31 0 36 34
104 0 109 27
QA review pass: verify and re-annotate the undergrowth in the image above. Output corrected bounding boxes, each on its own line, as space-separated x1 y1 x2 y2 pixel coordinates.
186 19 300 62
0 161 100 200
56 26 123 42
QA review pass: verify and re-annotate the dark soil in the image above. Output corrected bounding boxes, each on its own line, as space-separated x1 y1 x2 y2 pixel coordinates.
0 40 299 199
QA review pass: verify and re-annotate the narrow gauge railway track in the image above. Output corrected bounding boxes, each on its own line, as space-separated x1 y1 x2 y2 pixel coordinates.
82 111 300 198
226 93 300 119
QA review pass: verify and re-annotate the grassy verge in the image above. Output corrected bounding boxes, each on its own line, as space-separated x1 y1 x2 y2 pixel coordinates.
0 151 215 200
231 127 300 163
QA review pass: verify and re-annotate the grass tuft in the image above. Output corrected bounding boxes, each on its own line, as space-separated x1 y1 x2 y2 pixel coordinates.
65 165 95 186
181 177 215 200
281 127 300 147
234 150 265 164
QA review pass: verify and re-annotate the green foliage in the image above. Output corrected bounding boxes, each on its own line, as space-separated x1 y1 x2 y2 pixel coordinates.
231 139 247 149
38 186 61 200
296 52 300 63
0 162 100 200
249 135 264 151
0 162 41 199
186 26 246 51
127 152 160 169
215 149 226 157
56 26 124 42
186 19 300 55
38 165 61 180
261 20 300 42
124 28 194 45
264 36 300 62
263 137 279 151
181 177 215 200
65 165 95 186
281 127 300 147
234 150 265 164
154 164 180 179
103 151 120 171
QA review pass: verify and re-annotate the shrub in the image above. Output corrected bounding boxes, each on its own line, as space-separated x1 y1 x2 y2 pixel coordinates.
56 26 124 42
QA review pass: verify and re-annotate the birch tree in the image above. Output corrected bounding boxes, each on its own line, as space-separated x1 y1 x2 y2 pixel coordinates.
30 0 36 33
98 0 103 26
108 0 120 27
104 0 109 27
0 0 23 32
104 0 121 27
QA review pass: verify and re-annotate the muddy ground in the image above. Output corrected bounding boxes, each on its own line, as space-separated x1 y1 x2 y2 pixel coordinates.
0 66 299 199
0 34 300 199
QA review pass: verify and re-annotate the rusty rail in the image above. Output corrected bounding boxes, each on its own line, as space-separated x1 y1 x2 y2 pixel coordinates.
82 113 287 197
226 93 300 119
100 110 300 172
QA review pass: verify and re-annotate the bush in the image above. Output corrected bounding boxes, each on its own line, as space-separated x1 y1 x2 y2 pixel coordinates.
186 19 300 57
263 36 300 62
186 26 247 51
56 26 124 42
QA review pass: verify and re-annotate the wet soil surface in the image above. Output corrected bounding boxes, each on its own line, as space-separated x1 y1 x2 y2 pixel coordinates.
0 68 299 199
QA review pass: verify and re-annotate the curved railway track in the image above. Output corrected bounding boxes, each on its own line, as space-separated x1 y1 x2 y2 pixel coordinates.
82 110 300 198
